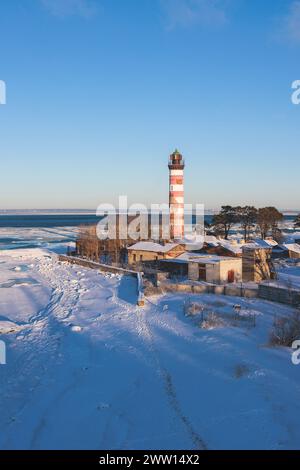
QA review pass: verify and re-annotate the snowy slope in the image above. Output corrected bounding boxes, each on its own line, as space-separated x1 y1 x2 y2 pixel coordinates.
0 249 300 450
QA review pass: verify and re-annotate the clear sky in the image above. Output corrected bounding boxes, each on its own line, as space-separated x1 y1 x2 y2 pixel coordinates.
0 0 299 211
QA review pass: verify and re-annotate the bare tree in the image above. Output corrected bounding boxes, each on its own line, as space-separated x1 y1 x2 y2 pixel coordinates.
212 206 239 240
76 225 99 261
236 206 258 241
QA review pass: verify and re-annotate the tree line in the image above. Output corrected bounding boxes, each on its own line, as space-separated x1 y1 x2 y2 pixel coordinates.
211 206 286 241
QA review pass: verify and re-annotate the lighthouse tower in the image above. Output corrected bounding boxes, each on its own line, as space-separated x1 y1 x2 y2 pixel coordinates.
169 149 185 240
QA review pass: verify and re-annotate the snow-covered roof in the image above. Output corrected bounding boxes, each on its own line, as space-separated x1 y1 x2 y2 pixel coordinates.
127 242 181 253
191 236 280 255
242 241 273 251
242 244 261 251
248 239 274 249
165 252 240 265
204 235 219 245
218 240 243 254
263 238 278 247
205 238 275 255
272 244 288 252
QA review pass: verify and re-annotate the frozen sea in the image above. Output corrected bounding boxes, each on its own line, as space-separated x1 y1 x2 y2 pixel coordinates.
0 214 102 252
0 213 298 252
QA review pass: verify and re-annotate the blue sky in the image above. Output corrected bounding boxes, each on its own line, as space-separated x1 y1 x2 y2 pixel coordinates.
0 0 299 210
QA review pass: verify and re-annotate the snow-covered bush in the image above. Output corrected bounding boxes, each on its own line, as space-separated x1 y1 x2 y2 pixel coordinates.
233 308 257 328
269 309 300 347
201 312 224 330
184 298 204 317
144 280 163 297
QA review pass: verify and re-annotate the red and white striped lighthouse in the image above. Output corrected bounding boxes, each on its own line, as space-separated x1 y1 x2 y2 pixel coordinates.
169 149 185 240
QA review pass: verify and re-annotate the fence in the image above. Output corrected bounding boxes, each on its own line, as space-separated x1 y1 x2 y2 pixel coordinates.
158 280 300 307
159 281 258 299
58 255 138 276
137 272 145 306
258 284 300 307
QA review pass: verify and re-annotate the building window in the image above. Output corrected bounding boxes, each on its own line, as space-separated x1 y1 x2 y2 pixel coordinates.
133 254 136 262
140 255 143 261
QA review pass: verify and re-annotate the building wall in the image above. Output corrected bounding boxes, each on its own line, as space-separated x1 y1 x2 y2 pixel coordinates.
206 263 220 283
242 248 272 282
128 245 185 265
128 250 163 265
188 262 200 281
188 259 242 284
289 250 300 259
218 259 242 283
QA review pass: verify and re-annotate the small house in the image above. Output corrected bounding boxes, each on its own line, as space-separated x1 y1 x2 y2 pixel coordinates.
159 253 242 284
127 242 185 265
187 255 242 284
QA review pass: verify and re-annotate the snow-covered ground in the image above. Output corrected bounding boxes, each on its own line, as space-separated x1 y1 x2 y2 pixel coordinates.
0 248 300 450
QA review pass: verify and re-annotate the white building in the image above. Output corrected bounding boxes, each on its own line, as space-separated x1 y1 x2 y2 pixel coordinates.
165 252 243 284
